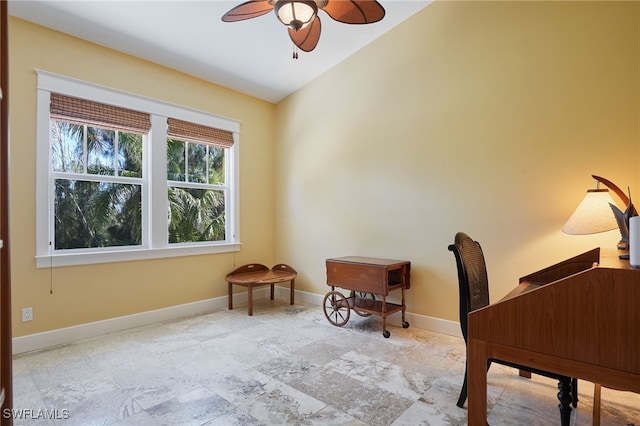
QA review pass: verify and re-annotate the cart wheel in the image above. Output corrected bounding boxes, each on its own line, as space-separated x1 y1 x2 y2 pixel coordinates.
402 321 410 329
323 291 350 327
383 330 391 338
350 291 375 317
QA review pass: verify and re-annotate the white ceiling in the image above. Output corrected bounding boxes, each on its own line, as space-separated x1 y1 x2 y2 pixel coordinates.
9 0 431 103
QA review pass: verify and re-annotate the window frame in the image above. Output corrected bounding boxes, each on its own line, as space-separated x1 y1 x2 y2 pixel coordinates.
35 70 241 268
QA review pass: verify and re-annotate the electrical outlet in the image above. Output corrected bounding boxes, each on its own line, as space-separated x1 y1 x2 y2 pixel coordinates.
22 307 33 322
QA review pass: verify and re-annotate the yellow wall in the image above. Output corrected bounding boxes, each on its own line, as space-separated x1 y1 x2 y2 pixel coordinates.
9 1 640 338
274 1 640 321
10 18 277 337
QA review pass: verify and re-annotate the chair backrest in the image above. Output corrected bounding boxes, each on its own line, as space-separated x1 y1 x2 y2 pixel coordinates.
448 232 490 342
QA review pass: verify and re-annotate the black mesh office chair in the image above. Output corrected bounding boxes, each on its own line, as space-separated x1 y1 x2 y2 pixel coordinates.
448 232 576 426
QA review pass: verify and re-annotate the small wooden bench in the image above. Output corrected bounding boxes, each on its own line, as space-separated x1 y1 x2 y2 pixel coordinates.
225 263 297 316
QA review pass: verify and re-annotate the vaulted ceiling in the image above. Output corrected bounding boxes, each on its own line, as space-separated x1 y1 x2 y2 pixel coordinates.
10 0 431 103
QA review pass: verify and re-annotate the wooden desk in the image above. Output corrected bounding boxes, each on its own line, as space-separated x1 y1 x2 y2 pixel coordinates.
467 248 640 424
226 263 297 316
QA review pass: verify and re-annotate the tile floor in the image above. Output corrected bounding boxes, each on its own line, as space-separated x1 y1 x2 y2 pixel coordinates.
12 298 640 425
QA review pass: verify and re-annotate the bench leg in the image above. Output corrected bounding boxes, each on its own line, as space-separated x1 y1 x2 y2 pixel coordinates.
228 282 233 310
270 284 275 300
248 285 254 316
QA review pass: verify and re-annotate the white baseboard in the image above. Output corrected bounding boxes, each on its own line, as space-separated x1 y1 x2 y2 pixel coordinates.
12 287 265 355
281 288 462 338
13 288 461 354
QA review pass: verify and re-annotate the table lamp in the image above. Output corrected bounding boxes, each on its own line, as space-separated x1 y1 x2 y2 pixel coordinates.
563 175 636 258
562 185 618 235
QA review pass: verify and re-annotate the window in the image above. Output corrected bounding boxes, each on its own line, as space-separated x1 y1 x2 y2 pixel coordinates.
36 70 240 267
50 94 148 251
166 118 232 244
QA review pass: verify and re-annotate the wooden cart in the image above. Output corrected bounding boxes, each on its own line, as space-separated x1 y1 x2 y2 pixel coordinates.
324 256 410 338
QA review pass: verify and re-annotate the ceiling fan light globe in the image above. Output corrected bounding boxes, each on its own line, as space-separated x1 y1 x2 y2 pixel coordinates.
275 0 317 30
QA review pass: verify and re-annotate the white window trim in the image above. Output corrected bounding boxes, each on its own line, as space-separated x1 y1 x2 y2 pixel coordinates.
35 69 241 268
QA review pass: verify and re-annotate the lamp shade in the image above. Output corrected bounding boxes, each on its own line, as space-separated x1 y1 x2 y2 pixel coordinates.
562 189 618 235
275 0 317 31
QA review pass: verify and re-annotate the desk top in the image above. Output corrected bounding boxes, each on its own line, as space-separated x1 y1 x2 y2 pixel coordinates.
502 248 636 302
598 248 635 269
500 282 541 302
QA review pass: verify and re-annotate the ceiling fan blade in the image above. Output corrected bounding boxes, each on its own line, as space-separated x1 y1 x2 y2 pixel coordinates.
321 0 385 24
222 0 274 22
288 16 321 52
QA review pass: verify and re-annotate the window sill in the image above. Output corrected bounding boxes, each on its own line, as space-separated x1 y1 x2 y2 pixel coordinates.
35 243 241 268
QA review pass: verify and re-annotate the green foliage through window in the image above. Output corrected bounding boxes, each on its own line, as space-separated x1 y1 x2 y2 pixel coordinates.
168 187 225 243
51 120 143 250
167 138 226 243
54 179 142 249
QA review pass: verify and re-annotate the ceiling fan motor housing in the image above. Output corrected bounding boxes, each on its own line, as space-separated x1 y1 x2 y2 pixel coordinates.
275 0 318 31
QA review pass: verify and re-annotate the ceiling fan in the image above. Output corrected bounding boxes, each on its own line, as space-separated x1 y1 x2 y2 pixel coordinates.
222 0 385 57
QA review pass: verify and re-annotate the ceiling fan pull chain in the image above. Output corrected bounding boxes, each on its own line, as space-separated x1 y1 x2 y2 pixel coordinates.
292 44 299 60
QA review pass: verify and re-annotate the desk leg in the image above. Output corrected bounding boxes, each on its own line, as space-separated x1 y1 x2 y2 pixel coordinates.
248 285 254 316
593 383 601 426
290 279 295 305
468 338 489 425
228 282 233 310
